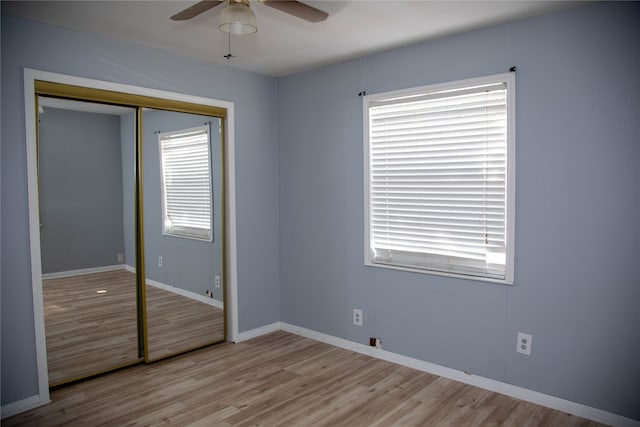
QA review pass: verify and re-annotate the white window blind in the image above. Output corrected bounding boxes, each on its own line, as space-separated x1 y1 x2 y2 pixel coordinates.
365 74 514 283
159 125 213 241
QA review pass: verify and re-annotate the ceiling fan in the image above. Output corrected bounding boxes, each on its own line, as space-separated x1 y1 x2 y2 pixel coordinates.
171 0 329 29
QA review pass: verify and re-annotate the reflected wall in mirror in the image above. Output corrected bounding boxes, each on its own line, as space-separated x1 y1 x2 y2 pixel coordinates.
38 97 140 385
142 108 225 361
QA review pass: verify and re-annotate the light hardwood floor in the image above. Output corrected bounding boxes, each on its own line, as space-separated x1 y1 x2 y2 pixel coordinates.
6 331 605 426
44 269 224 385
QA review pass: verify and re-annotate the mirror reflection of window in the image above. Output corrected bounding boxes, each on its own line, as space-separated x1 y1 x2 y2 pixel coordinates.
158 125 213 241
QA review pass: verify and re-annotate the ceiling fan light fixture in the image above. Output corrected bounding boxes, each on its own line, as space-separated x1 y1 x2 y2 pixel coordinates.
218 2 257 35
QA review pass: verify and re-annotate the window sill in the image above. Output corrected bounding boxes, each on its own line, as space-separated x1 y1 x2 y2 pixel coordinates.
364 260 514 286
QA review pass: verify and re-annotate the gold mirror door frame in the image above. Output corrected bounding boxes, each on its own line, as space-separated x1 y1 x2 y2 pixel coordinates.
34 80 228 371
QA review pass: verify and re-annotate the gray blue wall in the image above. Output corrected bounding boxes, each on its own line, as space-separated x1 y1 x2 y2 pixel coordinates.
277 2 640 420
2 1 639 421
38 107 125 273
1 14 280 405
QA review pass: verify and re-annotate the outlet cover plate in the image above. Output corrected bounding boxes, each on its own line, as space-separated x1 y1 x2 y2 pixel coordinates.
517 332 532 356
353 309 363 326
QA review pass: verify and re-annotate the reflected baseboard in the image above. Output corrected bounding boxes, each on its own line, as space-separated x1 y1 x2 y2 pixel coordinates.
146 279 223 309
43 264 128 279
42 265 221 309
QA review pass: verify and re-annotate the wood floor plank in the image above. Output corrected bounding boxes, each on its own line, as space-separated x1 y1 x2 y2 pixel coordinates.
4 331 608 427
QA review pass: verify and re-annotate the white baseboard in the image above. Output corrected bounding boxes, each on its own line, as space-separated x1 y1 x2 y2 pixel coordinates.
146 279 224 309
42 264 125 279
240 322 639 427
1 394 50 420
236 322 282 342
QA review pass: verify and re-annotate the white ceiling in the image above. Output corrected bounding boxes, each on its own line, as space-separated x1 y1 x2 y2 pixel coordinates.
3 0 591 77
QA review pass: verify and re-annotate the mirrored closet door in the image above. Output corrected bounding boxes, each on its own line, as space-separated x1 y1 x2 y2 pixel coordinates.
142 109 225 361
34 83 228 386
37 97 141 386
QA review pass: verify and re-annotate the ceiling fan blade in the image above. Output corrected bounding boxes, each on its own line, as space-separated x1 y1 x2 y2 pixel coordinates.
263 1 328 23
170 0 224 21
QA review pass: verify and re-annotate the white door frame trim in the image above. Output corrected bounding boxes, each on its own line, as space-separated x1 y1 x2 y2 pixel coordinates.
22 68 239 406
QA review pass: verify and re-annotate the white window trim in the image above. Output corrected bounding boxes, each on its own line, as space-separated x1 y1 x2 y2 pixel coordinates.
158 124 214 242
363 72 515 285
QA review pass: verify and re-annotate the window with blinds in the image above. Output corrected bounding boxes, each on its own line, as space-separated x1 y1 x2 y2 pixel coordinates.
364 73 515 284
159 125 213 241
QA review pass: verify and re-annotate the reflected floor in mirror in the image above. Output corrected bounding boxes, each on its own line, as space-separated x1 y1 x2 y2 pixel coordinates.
146 282 224 361
44 269 224 385
44 270 140 385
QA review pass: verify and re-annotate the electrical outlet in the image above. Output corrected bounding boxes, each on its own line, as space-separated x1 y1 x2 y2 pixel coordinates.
117 253 124 263
215 275 221 288
517 332 533 356
353 309 363 326
158 256 163 267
